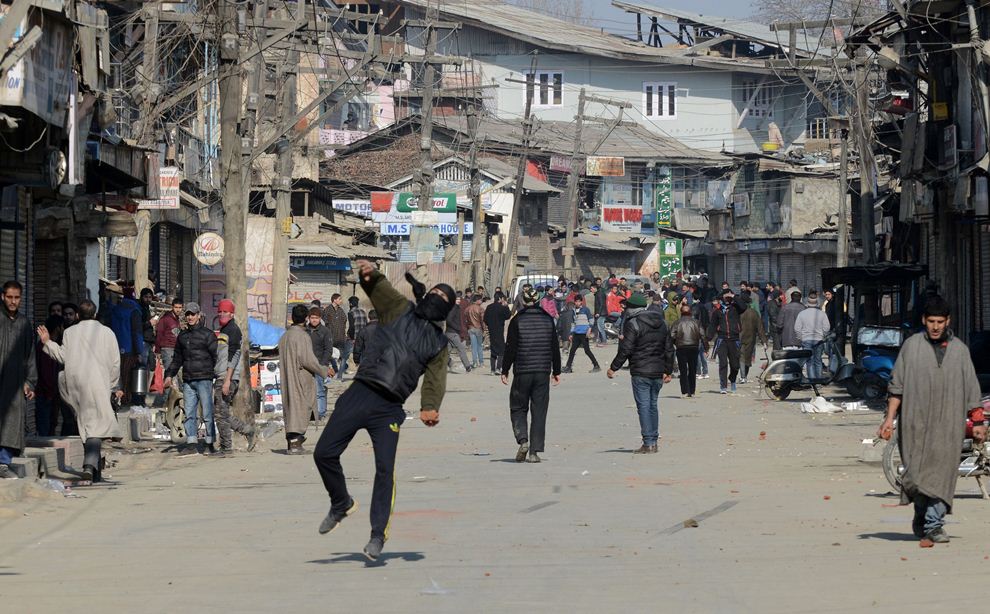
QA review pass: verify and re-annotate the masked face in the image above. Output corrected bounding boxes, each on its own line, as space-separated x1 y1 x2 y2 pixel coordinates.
415 288 453 321
218 310 234 326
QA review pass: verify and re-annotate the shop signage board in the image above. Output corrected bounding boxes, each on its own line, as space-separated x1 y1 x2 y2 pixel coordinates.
370 191 457 223
379 222 473 236
194 232 224 265
655 167 673 228
586 156 625 177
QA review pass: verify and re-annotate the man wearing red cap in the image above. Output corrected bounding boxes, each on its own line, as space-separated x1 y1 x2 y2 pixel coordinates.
213 299 256 455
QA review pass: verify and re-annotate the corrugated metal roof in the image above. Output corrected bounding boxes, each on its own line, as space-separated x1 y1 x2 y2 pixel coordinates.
393 0 777 72
290 241 394 260
434 115 732 166
611 1 815 54
573 234 642 252
672 208 707 232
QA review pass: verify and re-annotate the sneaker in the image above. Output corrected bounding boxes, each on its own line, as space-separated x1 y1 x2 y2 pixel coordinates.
515 441 530 463
286 439 307 455
363 536 385 561
561 367 573 374
465 366 473 373
590 366 601 373
525 451 541 463
703 374 710 379
720 388 728 394
738 377 747 384
0 464 16 479
731 383 737 393
205 443 221 457
696 375 702 379
648 444 659 453
925 527 949 543
177 444 201 457
318 498 358 535
633 445 652 454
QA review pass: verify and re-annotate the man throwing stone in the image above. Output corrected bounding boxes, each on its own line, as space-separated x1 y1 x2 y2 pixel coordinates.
501 288 561 463
877 296 984 545
313 260 451 561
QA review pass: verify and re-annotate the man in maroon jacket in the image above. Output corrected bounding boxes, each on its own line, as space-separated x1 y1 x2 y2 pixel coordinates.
154 297 184 405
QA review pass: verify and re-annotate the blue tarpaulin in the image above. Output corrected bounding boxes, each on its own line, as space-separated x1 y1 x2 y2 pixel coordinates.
248 318 286 349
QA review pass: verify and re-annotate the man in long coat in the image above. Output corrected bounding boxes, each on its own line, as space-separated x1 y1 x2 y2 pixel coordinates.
280 304 331 454
878 296 985 544
38 299 122 481
0 281 36 478
738 291 768 384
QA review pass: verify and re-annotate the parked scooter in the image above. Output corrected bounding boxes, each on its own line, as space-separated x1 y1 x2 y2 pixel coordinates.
603 313 622 341
760 335 855 400
882 395 990 497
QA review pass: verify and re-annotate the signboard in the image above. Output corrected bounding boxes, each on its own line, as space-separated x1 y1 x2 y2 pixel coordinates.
550 154 574 174
194 232 224 266
380 222 473 236
137 167 181 210
601 205 642 233
655 169 673 228
332 199 372 218
0 8 72 127
657 238 683 280
586 156 625 177
289 256 351 271
370 191 457 223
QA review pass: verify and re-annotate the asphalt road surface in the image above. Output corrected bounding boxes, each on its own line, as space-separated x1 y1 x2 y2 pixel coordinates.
2 361 988 613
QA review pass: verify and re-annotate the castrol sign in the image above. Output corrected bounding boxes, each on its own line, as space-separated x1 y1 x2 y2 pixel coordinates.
194 232 225 266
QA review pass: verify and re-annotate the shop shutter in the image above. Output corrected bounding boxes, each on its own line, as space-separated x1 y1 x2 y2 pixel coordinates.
980 229 990 330
290 269 345 306
724 253 747 285
805 254 833 293
778 253 805 293
748 253 771 285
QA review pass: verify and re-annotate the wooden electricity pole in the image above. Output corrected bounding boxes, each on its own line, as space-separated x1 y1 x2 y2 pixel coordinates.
270 40 298 327
466 103 486 286
134 2 160 294
216 0 249 422
503 55 538 289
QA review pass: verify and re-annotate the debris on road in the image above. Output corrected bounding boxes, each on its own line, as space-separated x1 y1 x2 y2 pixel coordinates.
920 539 934 548
420 578 453 595
683 518 699 528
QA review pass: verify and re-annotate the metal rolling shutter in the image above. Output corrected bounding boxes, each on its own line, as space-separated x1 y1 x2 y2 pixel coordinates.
724 253 747 285
778 253 805 293
980 228 990 330
290 269 344 306
805 254 833 293
748 253 770 285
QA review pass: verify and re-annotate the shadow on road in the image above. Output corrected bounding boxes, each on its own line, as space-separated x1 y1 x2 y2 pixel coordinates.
307 552 425 567
599 449 635 454
857 532 917 541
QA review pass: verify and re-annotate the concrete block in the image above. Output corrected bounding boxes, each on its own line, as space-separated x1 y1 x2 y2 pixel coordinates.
8 457 39 479
22 447 58 477
24 436 84 470
129 414 153 441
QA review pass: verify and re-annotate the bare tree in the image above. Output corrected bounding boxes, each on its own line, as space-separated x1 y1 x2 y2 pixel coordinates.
505 0 592 26
751 0 885 25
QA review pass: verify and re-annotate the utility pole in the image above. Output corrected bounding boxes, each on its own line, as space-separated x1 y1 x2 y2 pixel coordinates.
835 121 850 267
503 55 538 289
134 2 160 294
466 103 486 287
853 56 876 265
216 0 249 422
270 29 298 327
562 89 586 277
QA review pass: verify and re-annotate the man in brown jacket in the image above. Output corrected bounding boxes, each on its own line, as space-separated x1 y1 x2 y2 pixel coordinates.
464 294 486 369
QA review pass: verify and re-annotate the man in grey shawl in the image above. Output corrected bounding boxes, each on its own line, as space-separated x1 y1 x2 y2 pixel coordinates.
38 300 123 482
0 281 36 479
877 296 985 544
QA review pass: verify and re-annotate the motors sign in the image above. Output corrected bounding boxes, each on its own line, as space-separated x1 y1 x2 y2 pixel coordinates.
194 232 225 266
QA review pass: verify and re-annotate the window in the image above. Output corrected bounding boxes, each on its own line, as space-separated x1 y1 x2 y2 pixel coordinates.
739 80 775 119
526 71 563 107
643 82 677 120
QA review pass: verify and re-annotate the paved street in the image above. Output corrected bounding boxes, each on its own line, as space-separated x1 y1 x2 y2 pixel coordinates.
2 364 988 613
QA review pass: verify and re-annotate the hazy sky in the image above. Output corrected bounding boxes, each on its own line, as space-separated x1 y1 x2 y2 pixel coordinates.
592 0 760 36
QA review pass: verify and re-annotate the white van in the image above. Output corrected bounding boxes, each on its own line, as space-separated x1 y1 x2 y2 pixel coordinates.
510 274 559 303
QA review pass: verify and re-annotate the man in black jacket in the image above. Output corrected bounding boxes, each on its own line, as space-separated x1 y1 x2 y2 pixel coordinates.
164 302 218 456
501 288 561 463
307 307 334 420
313 260 452 562
708 290 745 394
591 284 608 345
607 292 674 453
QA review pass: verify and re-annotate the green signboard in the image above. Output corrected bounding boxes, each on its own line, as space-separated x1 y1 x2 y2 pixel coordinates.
657 238 683 281
655 167 672 228
396 192 457 213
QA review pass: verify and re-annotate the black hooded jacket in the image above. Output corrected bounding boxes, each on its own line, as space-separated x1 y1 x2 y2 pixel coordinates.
708 296 746 341
609 309 675 378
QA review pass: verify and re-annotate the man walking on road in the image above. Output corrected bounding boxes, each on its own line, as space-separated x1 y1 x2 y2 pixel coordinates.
778 290 805 348
501 288 561 463
281 304 331 455
163 302 218 456
766 290 783 350
465 294 485 369
877 296 985 544
739 291 768 384
708 290 744 394
607 292 674 453
592 284 607 345
445 296 472 373
794 291 830 380
484 293 511 376
670 303 702 398
307 307 334 421
38 300 122 482
0 281 36 479
563 294 600 374
323 294 348 379
213 300 256 455
313 260 450 562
